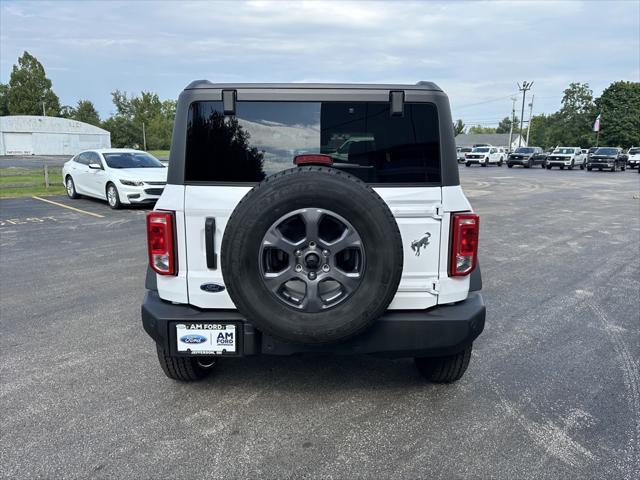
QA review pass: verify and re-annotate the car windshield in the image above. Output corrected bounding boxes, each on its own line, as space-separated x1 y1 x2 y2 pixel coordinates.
553 148 575 154
594 147 618 156
460 147 472 152
514 147 535 153
102 152 165 168
628 148 639 154
473 147 490 153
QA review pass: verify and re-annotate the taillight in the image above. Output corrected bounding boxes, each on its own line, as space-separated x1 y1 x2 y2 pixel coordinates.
147 211 176 275
294 154 333 166
449 212 479 277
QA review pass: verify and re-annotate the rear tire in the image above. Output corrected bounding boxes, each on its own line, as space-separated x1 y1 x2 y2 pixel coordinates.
156 346 216 381
415 345 472 383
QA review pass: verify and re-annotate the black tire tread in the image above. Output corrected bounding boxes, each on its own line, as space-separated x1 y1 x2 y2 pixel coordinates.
156 345 212 381
415 345 472 383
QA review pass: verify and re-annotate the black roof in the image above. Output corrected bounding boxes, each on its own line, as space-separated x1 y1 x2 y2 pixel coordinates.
184 80 442 92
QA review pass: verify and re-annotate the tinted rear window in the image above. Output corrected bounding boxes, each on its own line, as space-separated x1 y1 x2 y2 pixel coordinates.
185 101 440 184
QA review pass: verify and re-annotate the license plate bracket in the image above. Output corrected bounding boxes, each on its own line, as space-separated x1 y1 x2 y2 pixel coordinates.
170 322 241 356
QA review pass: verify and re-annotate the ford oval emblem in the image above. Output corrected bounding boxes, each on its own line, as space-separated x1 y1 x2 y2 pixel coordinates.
200 283 225 293
180 334 208 344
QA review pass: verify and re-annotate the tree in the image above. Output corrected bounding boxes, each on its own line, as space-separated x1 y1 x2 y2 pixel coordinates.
595 81 640 148
102 115 142 148
0 84 9 116
453 119 465 135
73 100 101 126
554 82 596 147
496 116 519 134
467 125 496 134
6 51 60 116
104 90 175 149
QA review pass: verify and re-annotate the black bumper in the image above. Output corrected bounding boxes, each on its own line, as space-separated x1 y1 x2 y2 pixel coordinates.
141 291 486 358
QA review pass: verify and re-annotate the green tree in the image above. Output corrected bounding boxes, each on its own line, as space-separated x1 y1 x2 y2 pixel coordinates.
104 90 175 149
6 51 60 116
453 119 465 135
102 115 142 148
467 125 496 134
595 81 640 148
554 82 596 147
73 100 101 126
496 116 519 134
0 83 9 116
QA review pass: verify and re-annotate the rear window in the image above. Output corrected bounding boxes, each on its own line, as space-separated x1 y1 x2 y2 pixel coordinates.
185 100 440 184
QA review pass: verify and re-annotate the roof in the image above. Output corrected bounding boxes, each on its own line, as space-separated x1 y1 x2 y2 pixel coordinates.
455 133 523 147
0 115 109 135
84 148 143 154
184 80 442 92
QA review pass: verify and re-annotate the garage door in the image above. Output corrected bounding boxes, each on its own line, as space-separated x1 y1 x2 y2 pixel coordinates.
3 133 33 155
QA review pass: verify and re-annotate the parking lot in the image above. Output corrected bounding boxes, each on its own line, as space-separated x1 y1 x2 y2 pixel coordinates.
0 166 638 479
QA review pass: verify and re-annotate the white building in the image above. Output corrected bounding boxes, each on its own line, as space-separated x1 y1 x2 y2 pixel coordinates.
0 115 110 155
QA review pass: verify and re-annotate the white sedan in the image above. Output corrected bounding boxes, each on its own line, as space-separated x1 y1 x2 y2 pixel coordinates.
62 149 167 209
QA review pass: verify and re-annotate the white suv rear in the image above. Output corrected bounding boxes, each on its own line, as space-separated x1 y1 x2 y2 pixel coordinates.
142 82 485 384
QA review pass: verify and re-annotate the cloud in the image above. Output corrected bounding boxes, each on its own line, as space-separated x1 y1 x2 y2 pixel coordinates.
1 0 638 122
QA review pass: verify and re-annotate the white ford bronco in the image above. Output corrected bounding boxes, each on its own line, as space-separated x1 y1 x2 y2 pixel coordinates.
142 82 485 383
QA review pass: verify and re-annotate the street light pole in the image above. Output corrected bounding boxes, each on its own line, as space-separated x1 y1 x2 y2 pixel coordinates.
517 81 533 147
526 94 535 146
508 96 517 152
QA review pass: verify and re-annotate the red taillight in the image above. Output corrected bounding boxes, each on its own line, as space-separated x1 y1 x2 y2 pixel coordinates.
294 154 333 166
449 212 479 277
147 211 176 275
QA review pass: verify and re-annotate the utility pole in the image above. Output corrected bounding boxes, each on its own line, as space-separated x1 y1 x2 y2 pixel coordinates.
525 94 535 146
142 122 147 151
42 101 46 116
508 96 517 152
517 81 533 147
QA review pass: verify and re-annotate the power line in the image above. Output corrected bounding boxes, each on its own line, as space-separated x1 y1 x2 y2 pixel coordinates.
453 93 519 109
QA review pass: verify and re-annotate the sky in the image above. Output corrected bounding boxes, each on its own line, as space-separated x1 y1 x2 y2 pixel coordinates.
1 0 639 126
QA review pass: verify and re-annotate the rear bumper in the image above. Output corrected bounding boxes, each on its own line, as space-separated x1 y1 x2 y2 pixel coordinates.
141 290 486 358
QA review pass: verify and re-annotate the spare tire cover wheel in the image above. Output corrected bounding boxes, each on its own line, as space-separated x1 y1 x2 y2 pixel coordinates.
221 167 403 344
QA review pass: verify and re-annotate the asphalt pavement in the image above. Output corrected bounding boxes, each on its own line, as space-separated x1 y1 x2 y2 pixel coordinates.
0 166 639 479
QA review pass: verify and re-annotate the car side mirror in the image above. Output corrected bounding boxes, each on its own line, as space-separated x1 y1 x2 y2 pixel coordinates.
88 162 101 170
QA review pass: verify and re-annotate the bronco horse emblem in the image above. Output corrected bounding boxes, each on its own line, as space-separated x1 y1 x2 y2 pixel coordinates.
411 232 431 256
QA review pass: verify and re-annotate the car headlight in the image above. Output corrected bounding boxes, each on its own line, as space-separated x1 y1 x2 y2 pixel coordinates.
119 179 144 186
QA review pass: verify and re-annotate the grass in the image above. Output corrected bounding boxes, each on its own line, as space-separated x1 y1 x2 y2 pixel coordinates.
147 150 170 160
0 167 65 198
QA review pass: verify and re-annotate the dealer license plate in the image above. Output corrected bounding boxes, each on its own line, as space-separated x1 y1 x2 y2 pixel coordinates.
175 323 237 354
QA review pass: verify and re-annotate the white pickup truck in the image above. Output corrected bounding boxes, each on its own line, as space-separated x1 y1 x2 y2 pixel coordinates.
546 147 585 170
464 146 505 167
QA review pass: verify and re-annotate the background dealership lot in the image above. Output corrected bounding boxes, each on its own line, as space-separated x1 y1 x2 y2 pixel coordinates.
1 165 638 479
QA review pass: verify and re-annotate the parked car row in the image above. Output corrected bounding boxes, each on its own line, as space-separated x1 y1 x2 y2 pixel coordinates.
457 145 637 172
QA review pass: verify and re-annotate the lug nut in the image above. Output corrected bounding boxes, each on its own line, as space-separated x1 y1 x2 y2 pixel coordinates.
322 249 329 257
308 272 317 280
295 264 303 272
309 241 316 248
295 250 302 257
322 264 330 272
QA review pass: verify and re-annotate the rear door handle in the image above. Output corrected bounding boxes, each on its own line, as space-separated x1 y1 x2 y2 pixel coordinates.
205 217 217 269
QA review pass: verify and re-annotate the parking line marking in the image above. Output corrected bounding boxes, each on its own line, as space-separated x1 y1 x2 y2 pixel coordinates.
31 196 105 218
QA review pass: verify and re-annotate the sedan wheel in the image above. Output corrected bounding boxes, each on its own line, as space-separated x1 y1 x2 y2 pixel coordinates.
66 177 79 199
106 184 121 209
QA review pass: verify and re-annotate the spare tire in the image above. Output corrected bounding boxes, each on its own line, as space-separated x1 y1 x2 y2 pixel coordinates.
221 166 403 344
